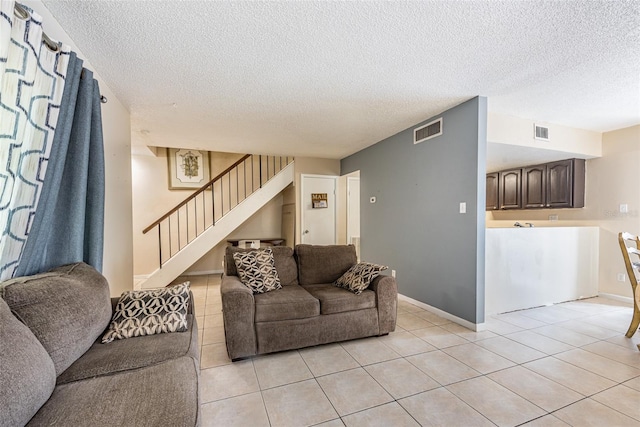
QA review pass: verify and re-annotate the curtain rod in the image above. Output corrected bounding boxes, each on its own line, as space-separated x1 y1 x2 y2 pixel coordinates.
14 2 108 104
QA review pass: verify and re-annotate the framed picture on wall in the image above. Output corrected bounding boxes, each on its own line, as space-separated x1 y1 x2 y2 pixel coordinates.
167 148 211 190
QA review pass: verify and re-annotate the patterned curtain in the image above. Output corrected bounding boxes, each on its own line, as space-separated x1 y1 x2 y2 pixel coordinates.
0 1 70 279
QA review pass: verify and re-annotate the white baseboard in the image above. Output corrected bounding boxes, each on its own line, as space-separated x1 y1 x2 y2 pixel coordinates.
182 269 223 276
135 270 223 291
398 294 485 332
598 293 633 305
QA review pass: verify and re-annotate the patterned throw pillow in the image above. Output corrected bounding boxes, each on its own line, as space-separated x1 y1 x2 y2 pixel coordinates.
101 282 190 344
335 262 388 295
233 248 282 294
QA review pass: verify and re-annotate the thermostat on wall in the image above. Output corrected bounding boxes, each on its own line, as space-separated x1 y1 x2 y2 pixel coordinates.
370 196 376 203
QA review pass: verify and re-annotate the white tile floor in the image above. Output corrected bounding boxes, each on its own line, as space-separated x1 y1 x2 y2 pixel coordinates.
182 274 640 426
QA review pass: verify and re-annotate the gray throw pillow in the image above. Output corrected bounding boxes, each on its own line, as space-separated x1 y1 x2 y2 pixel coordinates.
0 298 56 427
335 262 388 295
102 282 191 343
233 248 282 294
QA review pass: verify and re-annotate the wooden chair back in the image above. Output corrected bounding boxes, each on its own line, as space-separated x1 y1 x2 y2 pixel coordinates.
619 232 640 290
618 232 640 338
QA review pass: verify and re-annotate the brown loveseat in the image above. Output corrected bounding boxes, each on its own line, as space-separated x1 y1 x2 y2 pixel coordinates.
0 263 200 427
221 244 398 360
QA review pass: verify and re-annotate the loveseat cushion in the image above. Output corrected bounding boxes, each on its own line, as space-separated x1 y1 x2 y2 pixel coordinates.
302 284 376 315
0 298 56 427
0 262 111 376
57 315 198 385
295 244 357 285
254 285 320 322
226 246 299 286
28 356 200 427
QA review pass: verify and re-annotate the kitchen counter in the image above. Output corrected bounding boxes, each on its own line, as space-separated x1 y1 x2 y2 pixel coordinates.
485 226 599 315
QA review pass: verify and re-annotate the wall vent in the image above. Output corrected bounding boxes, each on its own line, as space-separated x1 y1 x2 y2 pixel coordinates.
534 124 550 141
414 118 443 144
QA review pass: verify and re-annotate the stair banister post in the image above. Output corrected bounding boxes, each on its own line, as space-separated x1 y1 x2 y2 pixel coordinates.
157 225 162 269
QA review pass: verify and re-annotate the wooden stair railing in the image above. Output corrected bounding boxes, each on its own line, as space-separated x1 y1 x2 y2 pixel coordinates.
143 154 293 268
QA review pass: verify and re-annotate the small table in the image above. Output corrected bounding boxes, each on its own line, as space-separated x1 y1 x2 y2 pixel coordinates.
226 238 285 247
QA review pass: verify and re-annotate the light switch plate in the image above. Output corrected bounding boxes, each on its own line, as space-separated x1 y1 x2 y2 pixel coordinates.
459 202 466 214
620 204 629 213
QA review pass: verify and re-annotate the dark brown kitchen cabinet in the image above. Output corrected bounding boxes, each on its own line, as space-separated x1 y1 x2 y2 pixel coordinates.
522 164 546 208
547 159 585 208
486 173 499 210
486 158 585 211
499 169 521 210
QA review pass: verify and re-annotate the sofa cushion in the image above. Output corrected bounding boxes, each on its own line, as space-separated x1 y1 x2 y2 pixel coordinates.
233 248 282 294
335 262 388 294
0 298 57 427
0 262 112 376
58 315 198 385
102 282 191 343
302 284 376 315
226 246 298 286
254 285 320 322
28 356 199 427
296 244 357 285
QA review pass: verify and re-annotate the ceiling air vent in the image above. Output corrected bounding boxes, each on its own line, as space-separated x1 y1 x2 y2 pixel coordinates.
414 118 443 144
534 124 549 141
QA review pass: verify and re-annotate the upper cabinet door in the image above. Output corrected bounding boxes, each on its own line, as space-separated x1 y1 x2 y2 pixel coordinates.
522 165 546 209
499 169 522 210
546 159 574 208
486 172 499 211
546 159 585 208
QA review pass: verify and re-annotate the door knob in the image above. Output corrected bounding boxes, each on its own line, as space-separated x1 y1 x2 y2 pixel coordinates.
304 230 309 234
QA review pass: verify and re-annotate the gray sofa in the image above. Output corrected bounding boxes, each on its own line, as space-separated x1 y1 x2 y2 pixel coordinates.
221 244 398 360
0 263 200 427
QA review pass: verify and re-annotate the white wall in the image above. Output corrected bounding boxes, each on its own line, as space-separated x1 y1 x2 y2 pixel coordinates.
488 112 602 156
592 125 640 297
29 0 133 296
486 227 599 314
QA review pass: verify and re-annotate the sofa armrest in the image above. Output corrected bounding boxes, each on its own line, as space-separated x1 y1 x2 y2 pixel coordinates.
370 276 397 335
220 275 257 360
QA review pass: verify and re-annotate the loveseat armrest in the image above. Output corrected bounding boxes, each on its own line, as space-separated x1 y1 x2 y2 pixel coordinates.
220 275 257 360
370 276 397 335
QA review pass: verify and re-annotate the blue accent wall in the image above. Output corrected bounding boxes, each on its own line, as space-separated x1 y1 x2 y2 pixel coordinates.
341 97 487 324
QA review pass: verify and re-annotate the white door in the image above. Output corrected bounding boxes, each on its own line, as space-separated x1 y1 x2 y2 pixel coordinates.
347 177 360 243
301 174 337 245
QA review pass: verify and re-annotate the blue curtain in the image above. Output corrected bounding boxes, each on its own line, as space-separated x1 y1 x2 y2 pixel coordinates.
15 53 105 276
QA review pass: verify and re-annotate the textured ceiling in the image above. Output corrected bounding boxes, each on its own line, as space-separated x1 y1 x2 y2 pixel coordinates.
42 0 640 159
